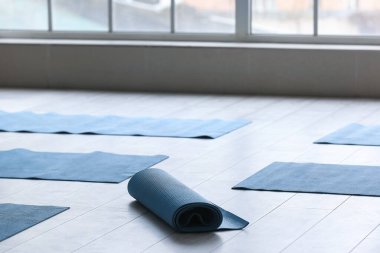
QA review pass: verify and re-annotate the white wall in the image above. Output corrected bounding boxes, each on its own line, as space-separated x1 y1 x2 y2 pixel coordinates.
1 41 380 97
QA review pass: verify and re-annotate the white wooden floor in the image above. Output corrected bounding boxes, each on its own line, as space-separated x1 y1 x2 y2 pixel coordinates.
1 89 380 253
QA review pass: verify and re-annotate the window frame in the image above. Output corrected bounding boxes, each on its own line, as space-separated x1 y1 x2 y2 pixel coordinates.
1 0 380 45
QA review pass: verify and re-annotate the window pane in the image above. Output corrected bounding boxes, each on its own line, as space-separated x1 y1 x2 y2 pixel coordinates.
0 0 47 30
52 0 108 31
251 0 313 35
175 0 235 33
319 0 380 36
113 0 170 32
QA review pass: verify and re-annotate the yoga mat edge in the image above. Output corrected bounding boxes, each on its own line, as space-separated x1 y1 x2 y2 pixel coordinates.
0 204 69 242
0 111 251 139
0 149 168 183
233 162 380 197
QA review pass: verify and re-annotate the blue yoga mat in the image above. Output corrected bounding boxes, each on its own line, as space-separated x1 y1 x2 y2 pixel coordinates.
128 169 249 232
0 149 168 183
233 162 380 197
0 111 250 139
0 203 69 241
315 123 380 146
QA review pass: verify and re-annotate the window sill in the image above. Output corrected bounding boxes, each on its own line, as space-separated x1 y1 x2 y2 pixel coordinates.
1 38 380 51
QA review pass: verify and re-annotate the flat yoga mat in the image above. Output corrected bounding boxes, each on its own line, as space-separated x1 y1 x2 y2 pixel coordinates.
233 162 380 197
0 203 69 241
0 111 250 138
0 149 168 183
128 169 249 232
315 123 380 146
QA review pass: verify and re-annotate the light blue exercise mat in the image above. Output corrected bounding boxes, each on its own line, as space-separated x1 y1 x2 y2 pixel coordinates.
128 169 249 233
0 149 168 183
233 162 380 197
0 203 69 241
0 111 250 139
315 123 380 146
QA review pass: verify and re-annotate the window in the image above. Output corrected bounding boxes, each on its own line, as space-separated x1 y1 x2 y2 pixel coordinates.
176 0 235 33
113 0 170 32
251 0 313 35
0 0 47 30
319 0 380 36
52 0 108 31
0 0 380 44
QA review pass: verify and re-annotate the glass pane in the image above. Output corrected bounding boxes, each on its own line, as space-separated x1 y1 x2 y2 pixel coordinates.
251 0 313 35
52 0 108 31
175 0 235 33
113 0 170 32
0 0 47 30
319 0 380 36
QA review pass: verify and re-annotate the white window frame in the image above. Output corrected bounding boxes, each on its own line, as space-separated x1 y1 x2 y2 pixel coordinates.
1 0 380 45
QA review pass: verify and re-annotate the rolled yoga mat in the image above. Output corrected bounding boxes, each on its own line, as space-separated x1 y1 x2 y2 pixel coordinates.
128 169 249 232
0 203 69 241
314 123 380 146
233 162 380 197
0 111 250 139
0 149 168 183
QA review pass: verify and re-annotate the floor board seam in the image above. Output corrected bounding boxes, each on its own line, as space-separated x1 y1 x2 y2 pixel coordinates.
278 196 351 253
348 223 380 253
209 193 297 252
3 193 127 252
